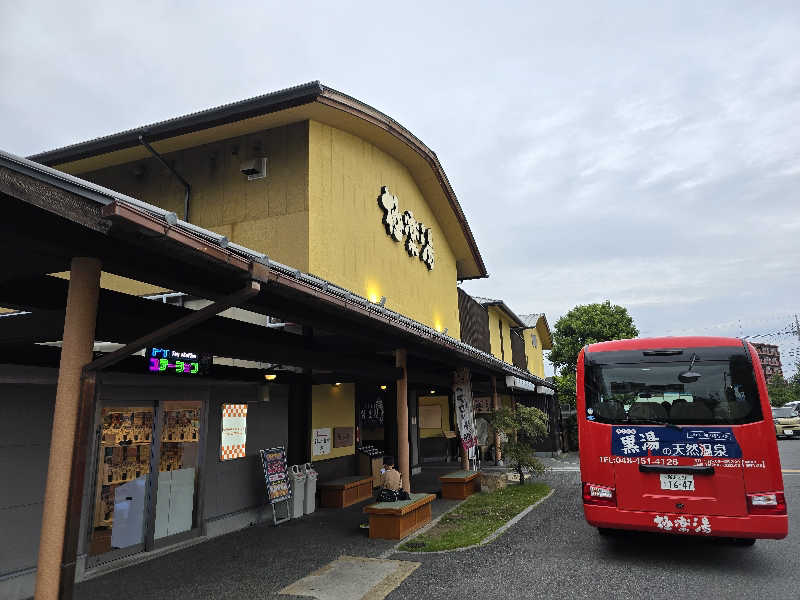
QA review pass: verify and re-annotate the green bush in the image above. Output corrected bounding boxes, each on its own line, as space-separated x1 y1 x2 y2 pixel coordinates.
490 404 549 483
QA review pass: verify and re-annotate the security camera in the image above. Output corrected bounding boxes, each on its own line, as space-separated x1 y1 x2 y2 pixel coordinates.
240 157 268 180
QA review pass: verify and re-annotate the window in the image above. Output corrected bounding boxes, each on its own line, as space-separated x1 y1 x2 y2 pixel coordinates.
585 356 762 425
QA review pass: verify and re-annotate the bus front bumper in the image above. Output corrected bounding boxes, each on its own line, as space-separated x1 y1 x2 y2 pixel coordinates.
584 504 788 539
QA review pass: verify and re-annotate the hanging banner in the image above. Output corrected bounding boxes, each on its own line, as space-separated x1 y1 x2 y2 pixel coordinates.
220 404 247 460
259 446 291 504
453 368 478 453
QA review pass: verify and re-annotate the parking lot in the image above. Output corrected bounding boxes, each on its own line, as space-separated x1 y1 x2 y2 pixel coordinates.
75 442 799 599
388 440 800 600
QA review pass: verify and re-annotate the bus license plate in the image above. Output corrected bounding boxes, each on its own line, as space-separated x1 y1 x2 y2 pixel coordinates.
660 474 694 491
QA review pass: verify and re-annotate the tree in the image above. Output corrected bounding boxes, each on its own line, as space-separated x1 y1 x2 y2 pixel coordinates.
554 371 576 409
768 373 800 407
490 404 549 484
549 300 639 378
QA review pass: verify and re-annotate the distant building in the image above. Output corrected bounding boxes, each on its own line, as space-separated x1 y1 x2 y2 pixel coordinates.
752 343 784 383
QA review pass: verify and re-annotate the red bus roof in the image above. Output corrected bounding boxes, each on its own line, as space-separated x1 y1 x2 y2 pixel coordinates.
586 336 743 353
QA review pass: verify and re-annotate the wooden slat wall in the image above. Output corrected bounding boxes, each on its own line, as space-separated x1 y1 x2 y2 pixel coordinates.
510 330 527 370
457 288 490 354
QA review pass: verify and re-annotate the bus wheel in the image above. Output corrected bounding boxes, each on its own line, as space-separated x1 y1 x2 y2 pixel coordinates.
733 538 756 546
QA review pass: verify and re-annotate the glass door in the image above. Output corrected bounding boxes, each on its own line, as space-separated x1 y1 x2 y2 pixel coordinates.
89 406 153 558
154 400 202 544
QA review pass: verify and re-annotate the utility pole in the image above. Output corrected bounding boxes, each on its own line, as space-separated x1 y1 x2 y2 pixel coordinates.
795 314 800 342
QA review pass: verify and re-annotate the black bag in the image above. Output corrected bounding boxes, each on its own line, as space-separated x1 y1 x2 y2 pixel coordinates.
377 488 398 502
397 490 410 501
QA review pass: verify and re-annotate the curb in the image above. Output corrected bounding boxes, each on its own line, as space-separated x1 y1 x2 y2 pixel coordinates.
385 487 555 556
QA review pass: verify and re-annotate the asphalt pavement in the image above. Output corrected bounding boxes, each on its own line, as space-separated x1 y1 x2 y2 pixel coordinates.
73 444 800 599
387 441 800 600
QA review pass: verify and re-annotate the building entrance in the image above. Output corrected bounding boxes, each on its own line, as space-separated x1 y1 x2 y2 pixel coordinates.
88 394 204 565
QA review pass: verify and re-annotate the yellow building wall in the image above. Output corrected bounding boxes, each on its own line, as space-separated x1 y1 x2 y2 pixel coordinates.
523 329 545 377
307 121 461 338
74 122 311 295
310 383 355 461
418 396 451 438
487 306 514 364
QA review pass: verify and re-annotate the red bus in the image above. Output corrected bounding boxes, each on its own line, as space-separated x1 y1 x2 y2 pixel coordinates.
578 337 787 544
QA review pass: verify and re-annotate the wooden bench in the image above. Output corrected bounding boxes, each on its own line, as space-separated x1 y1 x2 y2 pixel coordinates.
318 476 374 508
439 470 480 499
363 493 435 539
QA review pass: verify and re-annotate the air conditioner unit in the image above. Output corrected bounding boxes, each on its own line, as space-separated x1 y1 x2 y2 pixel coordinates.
240 157 268 180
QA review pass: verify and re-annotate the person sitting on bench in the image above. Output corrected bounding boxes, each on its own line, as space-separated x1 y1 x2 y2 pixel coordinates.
377 456 409 501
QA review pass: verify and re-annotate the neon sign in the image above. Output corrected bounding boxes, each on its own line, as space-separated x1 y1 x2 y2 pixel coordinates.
147 347 211 375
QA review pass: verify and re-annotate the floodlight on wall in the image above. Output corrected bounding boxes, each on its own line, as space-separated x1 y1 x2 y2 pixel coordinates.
240 157 268 181
429 389 436 394
380 385 387 390
334 382 342 387
264 373 277 381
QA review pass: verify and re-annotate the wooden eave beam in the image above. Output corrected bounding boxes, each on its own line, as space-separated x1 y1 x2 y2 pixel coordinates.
83 281 261 373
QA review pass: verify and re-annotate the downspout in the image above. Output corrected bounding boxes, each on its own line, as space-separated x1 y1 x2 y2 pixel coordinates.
138 135 191 222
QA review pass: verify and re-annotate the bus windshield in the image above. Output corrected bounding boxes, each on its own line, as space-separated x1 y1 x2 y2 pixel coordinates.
584 355 763 426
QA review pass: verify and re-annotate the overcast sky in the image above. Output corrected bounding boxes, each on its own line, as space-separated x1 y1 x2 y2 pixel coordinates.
2 2 799 376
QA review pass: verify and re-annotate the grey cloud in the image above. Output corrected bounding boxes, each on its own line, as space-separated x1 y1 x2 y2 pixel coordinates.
2 1 799 374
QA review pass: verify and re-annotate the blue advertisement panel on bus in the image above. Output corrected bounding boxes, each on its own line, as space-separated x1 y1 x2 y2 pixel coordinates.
610 426 742 459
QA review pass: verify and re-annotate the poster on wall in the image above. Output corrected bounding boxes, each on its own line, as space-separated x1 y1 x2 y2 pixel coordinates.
360 395 385 427
453 368 478 454
473 396 492 414
333 427 354 448
312 427 332 456
259 446 291 504
419 404 442 429
220 404 248 460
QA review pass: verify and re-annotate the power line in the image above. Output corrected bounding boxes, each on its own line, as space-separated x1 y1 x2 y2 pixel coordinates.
644 312 800 338
742 328 796 340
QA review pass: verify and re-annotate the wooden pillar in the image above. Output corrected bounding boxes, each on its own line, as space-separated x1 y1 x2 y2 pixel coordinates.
35 257 101 600
492 375 503 466
288 378 312 465
395 349 410 492
460 441 470 470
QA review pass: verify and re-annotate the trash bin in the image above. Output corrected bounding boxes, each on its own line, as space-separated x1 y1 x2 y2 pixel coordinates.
289 464 306 519
303 462 317 515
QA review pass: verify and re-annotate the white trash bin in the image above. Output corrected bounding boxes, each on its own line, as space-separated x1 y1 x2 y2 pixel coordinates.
289 464 306 519
303 463 317 515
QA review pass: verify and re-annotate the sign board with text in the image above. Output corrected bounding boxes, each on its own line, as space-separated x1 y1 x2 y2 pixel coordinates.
220 404 247 460
312 427 332 456
259 446 291 504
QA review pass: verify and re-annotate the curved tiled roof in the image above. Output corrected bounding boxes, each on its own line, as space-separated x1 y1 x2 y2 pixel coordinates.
28 81 487 279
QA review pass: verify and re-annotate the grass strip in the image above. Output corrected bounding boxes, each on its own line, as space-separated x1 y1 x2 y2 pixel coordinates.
400 482 550 552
